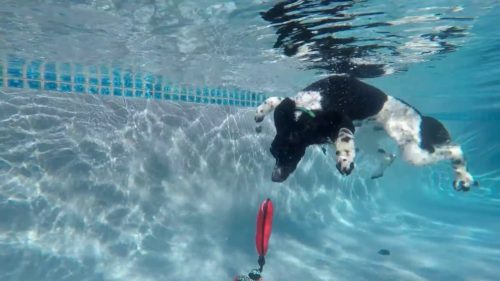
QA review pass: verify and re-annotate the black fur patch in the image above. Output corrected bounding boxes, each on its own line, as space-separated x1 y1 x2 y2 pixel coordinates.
273 98 296 135
420 116 451 153
304 76 388 121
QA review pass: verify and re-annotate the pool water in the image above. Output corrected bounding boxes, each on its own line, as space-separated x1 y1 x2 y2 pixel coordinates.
0 1 499 281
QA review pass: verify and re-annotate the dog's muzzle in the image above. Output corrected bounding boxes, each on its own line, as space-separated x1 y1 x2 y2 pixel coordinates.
271 165 291 182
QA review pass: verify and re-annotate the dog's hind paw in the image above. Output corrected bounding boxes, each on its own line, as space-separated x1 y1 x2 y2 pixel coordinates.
453 172 478 192
371 171 384 179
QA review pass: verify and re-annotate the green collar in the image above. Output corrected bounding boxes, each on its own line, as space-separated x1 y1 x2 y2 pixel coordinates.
296 106 316 118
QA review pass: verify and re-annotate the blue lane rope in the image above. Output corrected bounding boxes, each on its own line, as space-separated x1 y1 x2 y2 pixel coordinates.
3 56 490 121
0 56 267 108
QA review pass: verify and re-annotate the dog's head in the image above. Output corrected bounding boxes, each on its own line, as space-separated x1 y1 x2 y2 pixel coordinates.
270 98 307 182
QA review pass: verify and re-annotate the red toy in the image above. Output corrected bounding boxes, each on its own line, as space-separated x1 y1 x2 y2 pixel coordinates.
256 198 273 270
233 198 274 281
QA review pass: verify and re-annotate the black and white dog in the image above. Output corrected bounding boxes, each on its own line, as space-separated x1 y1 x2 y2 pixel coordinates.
255 75 476 191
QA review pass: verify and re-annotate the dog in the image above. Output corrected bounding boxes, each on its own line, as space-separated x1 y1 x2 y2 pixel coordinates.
255 75 477 191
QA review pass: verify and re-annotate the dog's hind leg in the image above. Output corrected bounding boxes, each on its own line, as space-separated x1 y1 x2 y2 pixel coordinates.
400 116 477 191
421 116 477 190
441 145 477 191
255 97 284 123
401 142 476 191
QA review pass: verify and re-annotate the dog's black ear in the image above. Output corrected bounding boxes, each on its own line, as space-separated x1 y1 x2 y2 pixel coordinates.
274 98 296 135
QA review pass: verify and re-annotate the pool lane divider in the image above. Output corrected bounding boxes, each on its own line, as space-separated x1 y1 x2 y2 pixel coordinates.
3 57 486 121
0 56 267 108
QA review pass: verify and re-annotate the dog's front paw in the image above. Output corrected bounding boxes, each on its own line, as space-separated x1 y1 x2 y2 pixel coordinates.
255 105 266 123
336 151 355 175
255 97 283 123
255 114 265 123
334 128 356 176
453 172 478 192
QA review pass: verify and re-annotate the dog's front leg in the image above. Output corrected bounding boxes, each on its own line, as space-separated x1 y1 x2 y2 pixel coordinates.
255 97 285 133
334 127 356 175
255 97 284 123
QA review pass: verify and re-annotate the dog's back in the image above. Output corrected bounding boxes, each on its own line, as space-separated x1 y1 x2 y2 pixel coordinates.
303 76 388 121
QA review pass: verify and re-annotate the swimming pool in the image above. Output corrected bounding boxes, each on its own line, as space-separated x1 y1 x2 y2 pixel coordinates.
0 1 499 281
